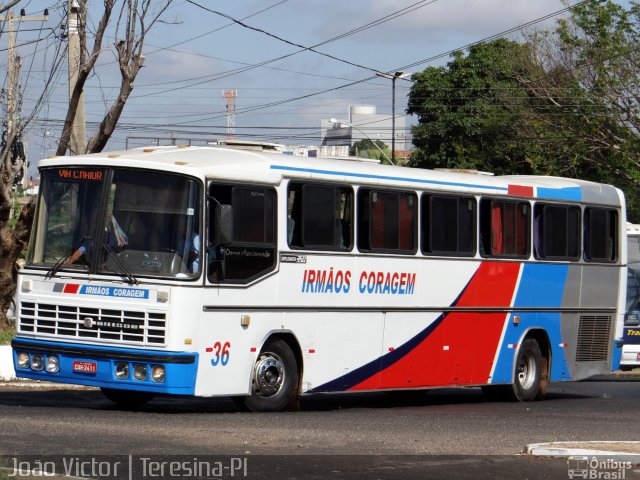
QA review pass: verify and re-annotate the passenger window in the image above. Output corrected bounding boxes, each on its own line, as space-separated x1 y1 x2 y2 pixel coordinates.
533 204 580 260
357 189 417 254
422 195 476 256
480 199 530 258
287 183 352 251
208 184 277 283
584 207 617 262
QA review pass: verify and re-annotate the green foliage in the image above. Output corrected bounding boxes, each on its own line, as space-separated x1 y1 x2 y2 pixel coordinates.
407 1 640 219
349 139 391 162
0 323 15 345
407 39 542 175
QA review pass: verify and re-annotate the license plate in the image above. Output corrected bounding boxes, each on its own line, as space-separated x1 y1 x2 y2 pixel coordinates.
73 361 97 374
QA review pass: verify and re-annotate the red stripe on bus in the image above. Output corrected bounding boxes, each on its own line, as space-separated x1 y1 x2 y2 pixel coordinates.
349 262 521 391
63 284 80 294
508 185 534 197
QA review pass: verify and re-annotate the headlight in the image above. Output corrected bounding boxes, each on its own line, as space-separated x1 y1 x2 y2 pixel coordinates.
17 352 30 369
151 365 165 383
133 364 147 381
31 354 44 371
115 362 129 380
46 355 60 373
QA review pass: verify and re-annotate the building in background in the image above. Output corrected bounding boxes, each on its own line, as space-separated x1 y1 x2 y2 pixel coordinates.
321 105 410 160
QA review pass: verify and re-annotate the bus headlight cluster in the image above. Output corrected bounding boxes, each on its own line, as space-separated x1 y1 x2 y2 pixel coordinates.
16 352 59 373
114 362 165 383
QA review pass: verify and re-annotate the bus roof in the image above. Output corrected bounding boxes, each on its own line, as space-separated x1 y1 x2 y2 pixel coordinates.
41 145 622 205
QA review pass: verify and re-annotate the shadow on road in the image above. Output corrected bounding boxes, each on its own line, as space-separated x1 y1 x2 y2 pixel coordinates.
0 384 592 414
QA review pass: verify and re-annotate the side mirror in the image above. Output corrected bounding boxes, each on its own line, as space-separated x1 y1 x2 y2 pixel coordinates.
214 204 233 245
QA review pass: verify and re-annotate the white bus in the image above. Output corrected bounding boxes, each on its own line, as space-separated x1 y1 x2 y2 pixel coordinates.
621 223 640 370
12 144 626 411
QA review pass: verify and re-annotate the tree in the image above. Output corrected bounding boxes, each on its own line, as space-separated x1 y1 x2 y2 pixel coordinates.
57 0 174 156
0 0 175 329
407 1 640 218
349 138 391 161
517 0 640 217
407 39 547 175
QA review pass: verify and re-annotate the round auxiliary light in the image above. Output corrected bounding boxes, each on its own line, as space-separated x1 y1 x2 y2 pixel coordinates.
151 365 165 383
46 355 60 373
133 364 148 381
115 362 129 380
31 353 44 371
17 352 30 369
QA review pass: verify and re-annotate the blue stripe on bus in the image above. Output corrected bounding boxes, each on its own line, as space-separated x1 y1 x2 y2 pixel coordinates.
490 263 571 384
270 165 509 192
537 187 582 201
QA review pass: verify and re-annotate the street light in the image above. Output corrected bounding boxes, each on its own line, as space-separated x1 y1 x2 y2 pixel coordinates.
376 71 411 163
329 118 393 165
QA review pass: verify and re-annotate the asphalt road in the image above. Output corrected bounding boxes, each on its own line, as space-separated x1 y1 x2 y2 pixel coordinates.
0 378 639 479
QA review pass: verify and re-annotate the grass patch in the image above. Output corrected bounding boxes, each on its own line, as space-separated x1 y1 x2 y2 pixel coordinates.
0 324 15 345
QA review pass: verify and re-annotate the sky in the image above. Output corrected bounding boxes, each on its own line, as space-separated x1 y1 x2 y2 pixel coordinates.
0 0 632 174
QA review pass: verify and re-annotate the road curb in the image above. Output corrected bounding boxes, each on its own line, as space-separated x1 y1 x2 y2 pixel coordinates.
524 441 640 459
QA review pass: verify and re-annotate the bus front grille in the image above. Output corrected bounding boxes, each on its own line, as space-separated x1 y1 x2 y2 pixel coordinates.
18 302 166 346
576 315 612 362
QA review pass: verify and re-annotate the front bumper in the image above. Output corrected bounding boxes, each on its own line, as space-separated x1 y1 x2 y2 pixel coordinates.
11 338 198 395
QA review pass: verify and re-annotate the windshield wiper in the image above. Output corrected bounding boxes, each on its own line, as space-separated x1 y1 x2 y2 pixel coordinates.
44 236 90 280
102 243 138 285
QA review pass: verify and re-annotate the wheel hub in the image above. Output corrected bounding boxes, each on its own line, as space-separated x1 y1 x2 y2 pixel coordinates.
517 353 536 390
253 352 285 397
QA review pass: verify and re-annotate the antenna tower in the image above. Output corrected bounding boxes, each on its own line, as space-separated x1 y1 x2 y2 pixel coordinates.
222 90 237 140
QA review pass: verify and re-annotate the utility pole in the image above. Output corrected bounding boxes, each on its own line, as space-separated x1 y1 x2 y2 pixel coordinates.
67 0 86 155
0 9 48 177
376 71 411 163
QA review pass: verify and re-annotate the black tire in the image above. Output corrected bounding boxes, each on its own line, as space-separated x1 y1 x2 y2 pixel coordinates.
510 338 543 401
619 365 634 372
482 339 546 402
101 388 155 407
239 339 299 412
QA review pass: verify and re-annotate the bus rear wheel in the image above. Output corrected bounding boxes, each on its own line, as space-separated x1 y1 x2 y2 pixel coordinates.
101 388 155 407
510 338 543 401
482 338 543 402
240 339 299 412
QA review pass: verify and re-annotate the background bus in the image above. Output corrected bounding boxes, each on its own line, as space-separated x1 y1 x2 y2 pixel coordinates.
622 223 640 371
11 144 626 411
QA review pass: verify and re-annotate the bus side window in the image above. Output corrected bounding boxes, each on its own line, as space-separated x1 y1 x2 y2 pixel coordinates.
533 204 581 261
422 194 476 256
357 188 416 254
287 182 353 251
480 199 530 258
584 207 617 262
208 183 277 284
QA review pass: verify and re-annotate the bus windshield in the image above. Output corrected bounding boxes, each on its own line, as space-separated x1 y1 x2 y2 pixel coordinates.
27 167 202 280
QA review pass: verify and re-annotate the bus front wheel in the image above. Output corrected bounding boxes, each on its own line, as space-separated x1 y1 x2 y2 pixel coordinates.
240 339 299 412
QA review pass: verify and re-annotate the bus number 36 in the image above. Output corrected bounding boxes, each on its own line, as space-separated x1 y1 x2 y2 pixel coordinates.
210 341 231 366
